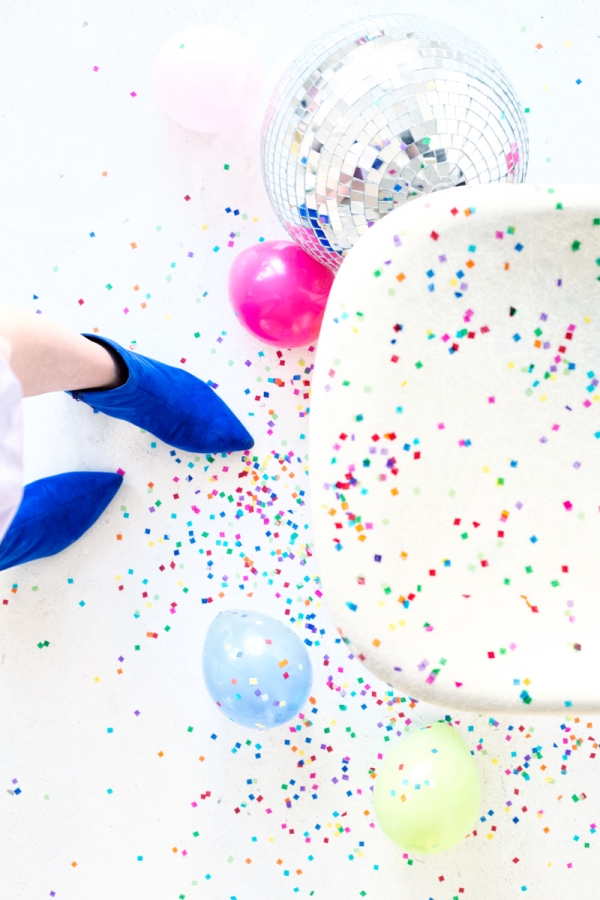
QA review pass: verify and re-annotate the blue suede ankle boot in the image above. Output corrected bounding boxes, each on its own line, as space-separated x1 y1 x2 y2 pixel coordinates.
0 471 123 571
67 334 254 454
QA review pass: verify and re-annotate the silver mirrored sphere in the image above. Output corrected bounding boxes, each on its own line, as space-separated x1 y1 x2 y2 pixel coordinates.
261 13 529 271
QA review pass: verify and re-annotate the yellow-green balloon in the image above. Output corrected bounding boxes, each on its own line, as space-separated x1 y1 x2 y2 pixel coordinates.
373 723 480 855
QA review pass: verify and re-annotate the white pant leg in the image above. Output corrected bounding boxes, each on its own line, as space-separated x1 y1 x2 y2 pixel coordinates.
0 352 24 543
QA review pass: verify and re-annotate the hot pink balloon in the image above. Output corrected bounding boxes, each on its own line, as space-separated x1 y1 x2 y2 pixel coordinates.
228 241 335 347
151 25 264 133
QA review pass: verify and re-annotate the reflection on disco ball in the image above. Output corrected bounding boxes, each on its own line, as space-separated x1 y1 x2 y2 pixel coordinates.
261 13 529 271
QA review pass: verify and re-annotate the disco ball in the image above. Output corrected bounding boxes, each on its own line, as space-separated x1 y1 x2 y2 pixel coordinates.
261 13 529 271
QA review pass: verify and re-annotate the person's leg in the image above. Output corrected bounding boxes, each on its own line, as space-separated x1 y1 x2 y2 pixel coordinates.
0 302 253 454
0 302 253 572
0 304 125 397
0 334 10 363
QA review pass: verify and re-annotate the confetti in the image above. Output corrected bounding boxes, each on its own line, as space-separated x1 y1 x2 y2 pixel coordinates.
1 23 597 900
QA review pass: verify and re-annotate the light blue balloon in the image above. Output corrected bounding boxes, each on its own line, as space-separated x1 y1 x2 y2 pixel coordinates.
202 608 313 729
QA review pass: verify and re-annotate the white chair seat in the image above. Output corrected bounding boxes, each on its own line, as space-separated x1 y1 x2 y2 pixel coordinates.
310 183 600 713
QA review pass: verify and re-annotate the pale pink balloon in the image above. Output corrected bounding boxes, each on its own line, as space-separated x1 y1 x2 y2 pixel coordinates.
228 241 335 348
151 25 264 133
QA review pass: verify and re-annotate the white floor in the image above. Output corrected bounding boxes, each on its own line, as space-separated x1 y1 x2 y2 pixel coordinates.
1 0 599 897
